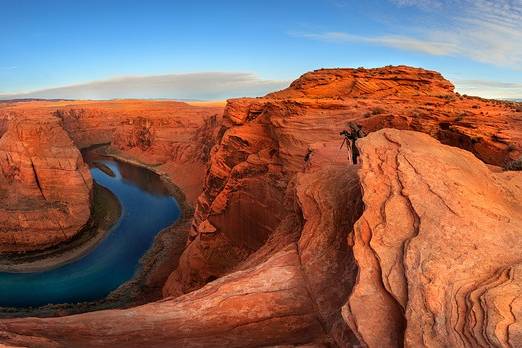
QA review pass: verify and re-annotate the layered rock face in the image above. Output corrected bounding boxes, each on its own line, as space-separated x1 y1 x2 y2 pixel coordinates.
166 66 522 296
0 144 363 347
266 66 522 166
0 111 92 253
55 100 223 202
2 100 224 203
0 67 521 347
2 128 520 347
343 129 522 347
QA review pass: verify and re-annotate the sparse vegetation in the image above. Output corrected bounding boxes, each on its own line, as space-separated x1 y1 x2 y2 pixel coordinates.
454 112 468 122
371 106 386 115
491 134 508 144
504 157 522 171
471 136 482 144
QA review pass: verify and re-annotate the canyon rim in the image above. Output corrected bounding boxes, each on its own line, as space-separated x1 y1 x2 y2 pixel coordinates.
1 1 522 347
0 66 521 347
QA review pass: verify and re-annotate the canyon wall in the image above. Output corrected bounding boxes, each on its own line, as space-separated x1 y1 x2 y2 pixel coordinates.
0 142 363 347
2 128 520 347
1 100 223 204
0 67 521 347
165 66 522 296
343 129 522 347
0 111 92 252
55 100 223 202
0 99 222 255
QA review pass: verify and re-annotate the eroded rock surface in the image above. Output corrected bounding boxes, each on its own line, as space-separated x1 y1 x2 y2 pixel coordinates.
1 100 224 203
0 111 92 253
58 100 223 203
167 66 522 296
1 67 521 347
343 128 522 347
0 146 363 347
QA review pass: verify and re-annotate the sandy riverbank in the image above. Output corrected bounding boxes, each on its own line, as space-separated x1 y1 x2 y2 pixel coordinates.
0 183 121 273
0 146 191 318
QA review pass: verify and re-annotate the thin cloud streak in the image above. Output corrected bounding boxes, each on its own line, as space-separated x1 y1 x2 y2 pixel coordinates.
297 0 522 69
297 32 458 56
0 72 290 100
391 0 444 9
454 79 522 99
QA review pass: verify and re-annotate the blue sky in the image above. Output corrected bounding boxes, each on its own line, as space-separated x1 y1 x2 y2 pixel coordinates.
1 0 521 99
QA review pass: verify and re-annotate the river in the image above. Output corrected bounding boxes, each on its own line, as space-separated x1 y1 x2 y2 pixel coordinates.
0 158 180 307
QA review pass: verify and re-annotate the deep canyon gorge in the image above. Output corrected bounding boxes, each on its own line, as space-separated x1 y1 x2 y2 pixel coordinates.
0 66 521 347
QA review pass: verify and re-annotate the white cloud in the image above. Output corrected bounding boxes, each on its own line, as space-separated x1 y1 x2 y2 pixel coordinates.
454 79 522 99
390 0 443 9
297 0 522 69
298 32 458 56
0 72 290 100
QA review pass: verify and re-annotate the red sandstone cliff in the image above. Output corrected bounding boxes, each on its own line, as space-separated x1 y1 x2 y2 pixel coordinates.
54 100 223 202
1 100 224 204
1 127 520 347
165 66 522 296
344 129 522 347
0 67 521 347
0 111 92 253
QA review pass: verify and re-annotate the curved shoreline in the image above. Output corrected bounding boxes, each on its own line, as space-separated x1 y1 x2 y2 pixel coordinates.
0 147 192 318
0 183 122 273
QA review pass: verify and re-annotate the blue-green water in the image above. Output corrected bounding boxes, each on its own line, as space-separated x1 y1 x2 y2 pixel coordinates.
0 159 180 308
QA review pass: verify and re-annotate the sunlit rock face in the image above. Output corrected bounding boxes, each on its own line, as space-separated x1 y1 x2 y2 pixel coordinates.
1 100 224 204
0 111 92 253
343 128 522 347
52 100 224 203
0 67 521 347
166 66 522 297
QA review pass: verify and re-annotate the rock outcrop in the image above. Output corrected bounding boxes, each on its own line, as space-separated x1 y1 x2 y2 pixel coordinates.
0 111 92 253
1 100 224 203
55 100 224 202
343 129 522 347
0 143 363 347
166 66 522 296
1 67 521 347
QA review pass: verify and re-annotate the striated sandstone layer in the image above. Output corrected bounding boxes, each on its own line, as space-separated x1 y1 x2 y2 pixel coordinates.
166 66 522 296
1 100 224 203
0 111 92 253
1 67 521 346
2 129 520 347
343 128 522 347
0 144 363 347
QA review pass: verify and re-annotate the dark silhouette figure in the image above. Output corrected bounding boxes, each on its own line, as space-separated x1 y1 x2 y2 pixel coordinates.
340 123 366 164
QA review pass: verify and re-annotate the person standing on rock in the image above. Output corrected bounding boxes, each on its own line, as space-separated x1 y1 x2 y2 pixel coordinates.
340 123 366 164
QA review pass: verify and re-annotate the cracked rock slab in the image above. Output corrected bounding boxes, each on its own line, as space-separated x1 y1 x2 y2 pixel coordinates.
343 128 522 347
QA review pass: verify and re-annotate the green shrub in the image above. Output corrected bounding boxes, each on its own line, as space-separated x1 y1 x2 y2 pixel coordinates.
371 107 386 115
504 157 522 171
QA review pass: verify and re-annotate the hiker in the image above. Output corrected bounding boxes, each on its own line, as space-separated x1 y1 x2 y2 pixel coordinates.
340 123 366 164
